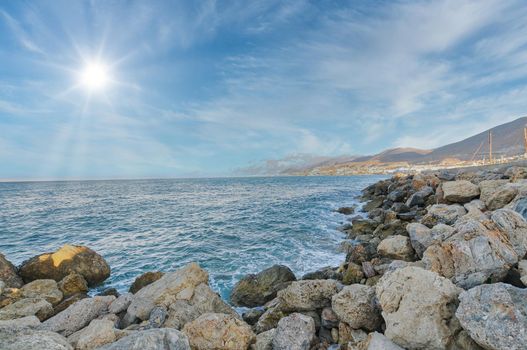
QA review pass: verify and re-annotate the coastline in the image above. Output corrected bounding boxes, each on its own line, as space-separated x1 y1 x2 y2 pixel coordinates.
1 166 527 349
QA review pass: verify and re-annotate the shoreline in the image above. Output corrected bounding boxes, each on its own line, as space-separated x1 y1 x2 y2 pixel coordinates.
1 166 527 349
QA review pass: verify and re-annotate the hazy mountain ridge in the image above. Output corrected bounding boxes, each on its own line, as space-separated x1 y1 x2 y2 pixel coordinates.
242 117 527 175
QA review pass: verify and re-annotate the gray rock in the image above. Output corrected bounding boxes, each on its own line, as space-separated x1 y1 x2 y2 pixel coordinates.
182 313 255 350
479 179 509 203
272 313 315 350
40 295 115 336
423 218 518 289
491 209 527 257
513 197 527 220
421 204 466 227
456 283 527 350
519 260 527 286
442 180 480 203
320 307 339 329
0 327 72 350
331 285 381 331
164 283 237 330
376 266 462 349
0 316 40 329
407 223 455 258
0 297 54 321
405 186 433 207
361 332 405 350
486 186 517 210
108 293 133 314
21 279 63 306
301 266 341 280
0 253 23 288
277 279 340 312
230 265 296 307
252 328 275 350
148 306 167 328
125 262 209 321
67 318 117 350
98 328 190 350
377 235 415 261
464 199 486 212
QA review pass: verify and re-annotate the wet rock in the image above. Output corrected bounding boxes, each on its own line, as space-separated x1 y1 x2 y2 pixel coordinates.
423 218 518 288
97 288 119 297
337 207 355 215
253 303 287 334
230 265 296 307
277 279 340 312
377 235 415 261
0 297 53 321
129 271 164 294
350 218 378 237
342 262 364 285
442 180 480 203
486 186 517 210
376 266 462 349
18 245 110 286
302 266 341 280
58 273 88 298
67 318 116 350
363 197 384 212
21 279 63 305
421 204 466 227
332 285 381 331
108 293 133 314
252 328 275 350
164 283 237 330
125 262 208 321
41 295 115 336
0 327 73 350
182 313 255 350
98 328 190 350
456 283 527 350
242 308 264 325
0 253 23 288
272 313 315 350
387 190 406 203
321 307 339 329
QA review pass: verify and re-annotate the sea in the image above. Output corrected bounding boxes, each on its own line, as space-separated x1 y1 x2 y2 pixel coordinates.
0 175 384 301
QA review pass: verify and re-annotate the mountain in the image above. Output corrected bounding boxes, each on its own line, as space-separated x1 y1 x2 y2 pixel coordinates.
289 116 527 175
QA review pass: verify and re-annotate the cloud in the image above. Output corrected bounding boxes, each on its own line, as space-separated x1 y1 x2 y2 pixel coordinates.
0 9 44 54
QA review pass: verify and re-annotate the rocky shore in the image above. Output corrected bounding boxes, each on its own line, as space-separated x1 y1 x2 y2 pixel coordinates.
2 165 527 349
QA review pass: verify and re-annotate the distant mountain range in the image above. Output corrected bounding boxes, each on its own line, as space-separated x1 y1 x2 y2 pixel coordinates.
240 116 527 175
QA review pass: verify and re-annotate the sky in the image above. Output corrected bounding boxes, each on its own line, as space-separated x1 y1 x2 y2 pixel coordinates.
1 0 527 179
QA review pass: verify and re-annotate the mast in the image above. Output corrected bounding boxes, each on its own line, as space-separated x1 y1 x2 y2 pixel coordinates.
488 131 493 164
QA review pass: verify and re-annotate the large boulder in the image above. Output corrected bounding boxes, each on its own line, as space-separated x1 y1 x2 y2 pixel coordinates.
182 313 255 350
375 266 462 349
0 253 23 288
456 283 527 350
479 180 509 203
253 328 275 350
164 283 238 329
0 327 72 350
67 319 117 350
98 328 190 350
519 259 527 285
277 280 340 312
21 279 63 305
18 245 110 286
0 297 53 321
125 262 209 321
40 295 115 336
129 271 164 294
442 180 480 203
0 315 40 329
230 265 296 307
486 186 517 210
421 204 466 227
331 285 381 331
490 209 527 257
376 235 415 261
253 300 288 334
272 313 315 350
422 218 518 289
407 223 456 258
108 293 133 314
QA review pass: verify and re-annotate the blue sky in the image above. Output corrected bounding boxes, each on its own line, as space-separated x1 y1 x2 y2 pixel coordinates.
1 0 527 179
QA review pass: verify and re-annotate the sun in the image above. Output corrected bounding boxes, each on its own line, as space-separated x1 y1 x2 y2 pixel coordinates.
79 62 110 91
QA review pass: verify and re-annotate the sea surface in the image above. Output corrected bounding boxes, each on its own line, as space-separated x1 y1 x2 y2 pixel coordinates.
0 176 384 301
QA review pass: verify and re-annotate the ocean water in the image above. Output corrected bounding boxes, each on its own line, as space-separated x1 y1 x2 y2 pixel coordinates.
0 176 384 301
